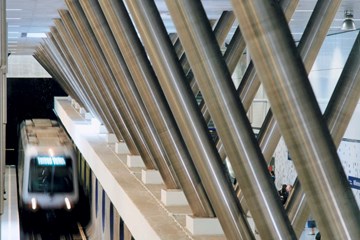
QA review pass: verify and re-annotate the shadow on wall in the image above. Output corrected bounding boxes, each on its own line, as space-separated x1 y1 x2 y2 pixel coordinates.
6 78 66 165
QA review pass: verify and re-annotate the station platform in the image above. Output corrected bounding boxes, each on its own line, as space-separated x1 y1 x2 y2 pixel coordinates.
1 165 20 240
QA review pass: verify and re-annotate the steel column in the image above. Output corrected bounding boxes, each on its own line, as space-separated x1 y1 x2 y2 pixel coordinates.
53 19 121 140
124 0 254 239
236 0 343 224
188 11 236 95
202 0 298 131
41 41 90 110
59 10 166 173
44 35 97 119
231 0 360 239
99 0 214 217
166 0 296 239
287 31 360 237
34 49 77 100
66 0 180 185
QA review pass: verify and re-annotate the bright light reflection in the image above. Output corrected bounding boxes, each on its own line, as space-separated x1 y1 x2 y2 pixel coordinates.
48 148 54 156
65 197 71 210
31 198 37 210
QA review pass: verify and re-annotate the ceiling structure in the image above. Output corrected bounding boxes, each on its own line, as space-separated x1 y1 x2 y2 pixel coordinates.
6 0 360 55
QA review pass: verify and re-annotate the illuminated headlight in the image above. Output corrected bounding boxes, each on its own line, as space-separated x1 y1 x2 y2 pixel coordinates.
65 197 71 210
31 198 37 210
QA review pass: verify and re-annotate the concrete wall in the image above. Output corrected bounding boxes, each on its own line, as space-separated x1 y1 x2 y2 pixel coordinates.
7 55 51 78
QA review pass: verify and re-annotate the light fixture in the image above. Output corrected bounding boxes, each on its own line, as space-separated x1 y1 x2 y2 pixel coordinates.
341 10 356 31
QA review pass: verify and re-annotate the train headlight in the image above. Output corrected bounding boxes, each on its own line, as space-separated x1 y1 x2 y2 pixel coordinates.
65 197 71 210
31 198 37 210
48 148 54 156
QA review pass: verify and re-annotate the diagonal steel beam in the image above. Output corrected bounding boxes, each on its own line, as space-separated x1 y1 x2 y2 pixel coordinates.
40 41 87 112
54 19 123 146
286 31 360 237
65 0 159 171
182 10 235 86
67 1 179 189
34 48 76 100
99 0 215 217
124 0 254 239
231 0 360 239
59 6 154 157
201 0 299 153
165 0 296 238
45 32 101 123
235 0 344 225
40 40 98 120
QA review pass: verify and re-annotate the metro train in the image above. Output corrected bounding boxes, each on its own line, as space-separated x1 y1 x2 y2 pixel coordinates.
17 119 79 213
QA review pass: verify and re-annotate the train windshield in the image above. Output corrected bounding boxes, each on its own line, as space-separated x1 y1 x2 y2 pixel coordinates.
28 156 74 193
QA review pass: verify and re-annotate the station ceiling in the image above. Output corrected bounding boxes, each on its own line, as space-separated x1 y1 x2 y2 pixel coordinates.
6 0 360 55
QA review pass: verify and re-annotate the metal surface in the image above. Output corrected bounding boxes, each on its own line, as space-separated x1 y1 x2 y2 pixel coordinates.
66 0 159 169
53 19 119 139
41 39 91 112
124 0 254 239
59 9 141 155
288 30 360 237
48 28 107 128
166 0 296 239
187 10 235 94
281 0 344 236
237 0 342 224
202 0 299 138
231 0 360 239
77 0 180 188
34 49 76 100
238 0 299 112
35 46 80 102
99 0 214 217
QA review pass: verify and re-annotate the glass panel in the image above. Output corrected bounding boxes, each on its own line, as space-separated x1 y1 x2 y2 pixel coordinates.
28 156 74 193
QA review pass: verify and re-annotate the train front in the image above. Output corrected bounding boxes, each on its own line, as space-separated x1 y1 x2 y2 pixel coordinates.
23 146 79 213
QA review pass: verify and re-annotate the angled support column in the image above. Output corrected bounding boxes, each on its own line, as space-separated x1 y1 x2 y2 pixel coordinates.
165 0 296 239
183 10 235 87
231 0 360 239
34 49 78 102
75 0 182 187
200 0 298 153
245 0 346 235
53 19 119 139
59 10 144 157
234 0 342 223
124 0 254 239
99 0 214 217
65 0 161 169
40 41 93 116
44 35 97 120
287 30 360 237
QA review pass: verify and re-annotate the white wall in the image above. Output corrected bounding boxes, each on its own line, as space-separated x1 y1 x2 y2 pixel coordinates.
7 55 51 78
273 30 360 206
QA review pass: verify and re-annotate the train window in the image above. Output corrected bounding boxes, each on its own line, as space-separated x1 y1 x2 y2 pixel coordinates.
28 156 74 193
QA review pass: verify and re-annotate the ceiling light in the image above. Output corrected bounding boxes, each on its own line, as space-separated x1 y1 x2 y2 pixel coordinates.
341 10 356 31
26 33 47 38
